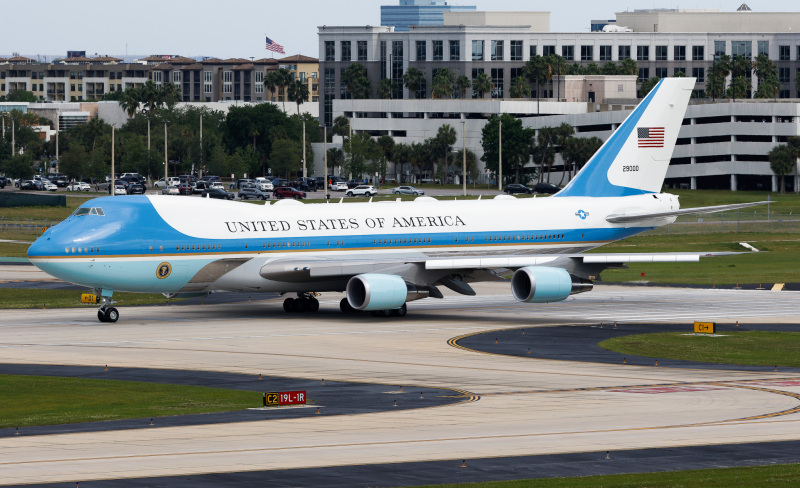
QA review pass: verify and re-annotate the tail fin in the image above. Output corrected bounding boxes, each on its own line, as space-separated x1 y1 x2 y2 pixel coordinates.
555 78 695 198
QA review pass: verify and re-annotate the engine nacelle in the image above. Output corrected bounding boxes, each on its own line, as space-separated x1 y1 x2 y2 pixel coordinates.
511 266 592 303
347 274 412 311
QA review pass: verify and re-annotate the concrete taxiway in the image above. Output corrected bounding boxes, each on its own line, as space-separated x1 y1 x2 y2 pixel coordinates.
1 281 799 486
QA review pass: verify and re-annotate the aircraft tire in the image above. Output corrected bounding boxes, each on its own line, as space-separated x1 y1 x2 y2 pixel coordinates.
283 298 297 313
97 310 107 322
105 307 119 323
295 298 308 312
393 303 407 317
307 297 320 312
339 298 355 313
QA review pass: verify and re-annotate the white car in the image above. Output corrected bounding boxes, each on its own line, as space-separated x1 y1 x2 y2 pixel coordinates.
66 181 91 191
330 181 348 191
210 182 225 190
391 186 424 195
346 185 377 197
42 180 58 191
254 178 274 191
161 185 180 195
155 177 181 188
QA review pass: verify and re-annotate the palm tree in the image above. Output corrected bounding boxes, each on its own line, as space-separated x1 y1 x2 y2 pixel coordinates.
85 117 106 151
524 55 548 111
431 68 455 99
753 54 779 99
332 115 350 137
618 58 638 76
287 79 309 114
118 88 141 118
378 78 392 99
510 77 529 99
141 81 159 113
160 82 181 110
266 68 293 110
729 55 753 100
769 144 794 194
342 63 370 99
455 75 471 99
402 67 425 99
435 124 457 184
472 72 493 99
553 122 574 185
546 54 567 101
264 69 279 101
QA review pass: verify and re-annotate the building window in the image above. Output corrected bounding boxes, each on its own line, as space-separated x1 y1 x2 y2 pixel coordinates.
797 46 800 60
655 67 668 78
357 41 368 61
674 46 686 61
426 40 439 61
655 45 667 61
472 40 484 61
731 41 752 59
618 45 631 60
254 71 263 93
715 41 726 59
638 67 649 82
674 67 686 77
529 45 537 58
562 45 574 61
779 45 790 61
692 67 705 82
391 41 404 99
152 71 162 84
779 67 790 83
692 45 704 61
510 40 522 61
340 67 349 99
173 71 182 83
543 45 555 56
580 45 593 61
757 41 769 57
325 41 335 61
780 89 790 99
636 46 649 61
223 70 232 93
491 68 503 98
341 41 351 62
203 71 212 86
599 45 611 61
491 40 504 61
450 40 460 61
413 40 425 61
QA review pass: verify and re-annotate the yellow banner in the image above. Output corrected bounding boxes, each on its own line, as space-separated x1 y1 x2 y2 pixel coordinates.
80 294 98 304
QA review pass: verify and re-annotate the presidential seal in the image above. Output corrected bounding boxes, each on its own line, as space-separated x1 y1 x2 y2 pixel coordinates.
156 262 172 279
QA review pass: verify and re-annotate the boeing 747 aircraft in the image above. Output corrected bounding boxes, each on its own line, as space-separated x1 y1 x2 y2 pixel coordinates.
28 78 764 322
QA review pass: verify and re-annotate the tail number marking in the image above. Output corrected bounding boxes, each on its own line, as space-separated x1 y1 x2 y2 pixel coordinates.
623 165 639 172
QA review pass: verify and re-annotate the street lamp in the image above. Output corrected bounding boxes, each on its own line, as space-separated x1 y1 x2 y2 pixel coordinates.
461 120 466 196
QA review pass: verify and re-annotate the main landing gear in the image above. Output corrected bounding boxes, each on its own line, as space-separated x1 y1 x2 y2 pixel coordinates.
283 293 320 313
339 299 407 318
97 295 119 323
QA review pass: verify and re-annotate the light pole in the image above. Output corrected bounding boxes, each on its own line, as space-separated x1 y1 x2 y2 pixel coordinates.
498 117 502 190
324 125 328 198
55 116 59 175
164 122 168 180
302 117 306 179
461 120 466 196
111 126 115 197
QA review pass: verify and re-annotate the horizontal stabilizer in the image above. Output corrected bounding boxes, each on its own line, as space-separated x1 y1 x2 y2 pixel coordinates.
605 201 769 223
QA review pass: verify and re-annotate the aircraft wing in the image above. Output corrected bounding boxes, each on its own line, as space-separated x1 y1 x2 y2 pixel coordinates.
605 201 768 223
424 251 744 269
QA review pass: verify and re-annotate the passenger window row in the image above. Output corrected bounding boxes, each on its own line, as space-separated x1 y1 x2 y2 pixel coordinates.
485 234 564 241
65 246 99 253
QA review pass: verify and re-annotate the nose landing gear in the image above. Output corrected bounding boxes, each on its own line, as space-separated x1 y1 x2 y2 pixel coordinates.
97 295 119 323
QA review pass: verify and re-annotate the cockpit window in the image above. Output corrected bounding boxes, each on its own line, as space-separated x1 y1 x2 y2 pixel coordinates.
73 207 105 217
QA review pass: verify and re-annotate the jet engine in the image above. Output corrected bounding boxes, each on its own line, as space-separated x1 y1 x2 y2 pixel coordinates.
510 266 593 303
346 274 431 311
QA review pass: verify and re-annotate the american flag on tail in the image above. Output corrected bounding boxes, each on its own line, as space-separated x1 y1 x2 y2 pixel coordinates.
637 127 664 148
266 36 285 54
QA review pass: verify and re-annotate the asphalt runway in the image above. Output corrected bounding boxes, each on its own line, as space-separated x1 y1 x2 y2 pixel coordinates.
1 279 799 486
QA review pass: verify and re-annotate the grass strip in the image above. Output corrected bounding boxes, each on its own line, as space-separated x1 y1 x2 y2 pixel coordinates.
416 463 800 487
599 331 800 367
0 374 260 428
0 289 184 309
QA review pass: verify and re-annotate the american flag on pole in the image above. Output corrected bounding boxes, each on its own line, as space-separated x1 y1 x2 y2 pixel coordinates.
637 127 664 148
265 36 285 54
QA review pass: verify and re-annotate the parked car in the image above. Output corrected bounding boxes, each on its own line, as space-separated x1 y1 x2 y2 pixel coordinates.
347 179 364 189
230 178 255 190
533 182 561 194
271 178 289 187
120 176 145 188
19 180 39 190
273 187 306 199
330 181 348 191
200 175 221 183
504 184 533 195
42 179 58 191
210 182 225 190
201 187 236 200
51 174 69 187
346 185 377 197
155 177 180 188
238 187 270 200
178 174 196 184
193 181 215 194
0 176 6 188
391 186 424 195
254 177 274 192
176 182 194 195
66 181 91 191
161 185 180 195
127 182 146 195
109 182 128 195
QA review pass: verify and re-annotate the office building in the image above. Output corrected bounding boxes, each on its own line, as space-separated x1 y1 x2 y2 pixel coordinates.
381 0 476 32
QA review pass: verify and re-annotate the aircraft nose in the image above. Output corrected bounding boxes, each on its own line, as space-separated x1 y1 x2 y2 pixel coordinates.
27 234 51 271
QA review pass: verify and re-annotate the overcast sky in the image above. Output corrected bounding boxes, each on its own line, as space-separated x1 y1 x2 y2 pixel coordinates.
1 0 797 61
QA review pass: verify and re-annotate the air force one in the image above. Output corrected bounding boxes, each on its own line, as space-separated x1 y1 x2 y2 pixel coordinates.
28 78 765 322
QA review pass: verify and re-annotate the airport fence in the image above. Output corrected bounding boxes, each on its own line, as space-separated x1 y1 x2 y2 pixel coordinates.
642 211 799 236
0 218 57 238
